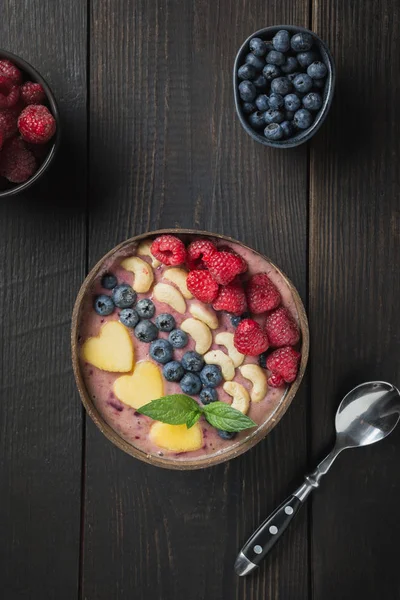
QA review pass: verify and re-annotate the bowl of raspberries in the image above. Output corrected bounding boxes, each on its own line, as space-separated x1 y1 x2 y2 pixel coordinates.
234 26 335 147
0 50 60 197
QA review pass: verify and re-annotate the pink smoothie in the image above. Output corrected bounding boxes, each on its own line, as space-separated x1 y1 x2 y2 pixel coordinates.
77 237 301 464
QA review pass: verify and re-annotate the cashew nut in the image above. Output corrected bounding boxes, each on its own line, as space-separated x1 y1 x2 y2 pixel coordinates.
215 332 244 367
180 318 212 354
239 364 268 402
189 303 218 330
137 239 161 268
203 350 235 381
223 381 250 414
153 283 186 314
164 268 193 299
121 256 154 293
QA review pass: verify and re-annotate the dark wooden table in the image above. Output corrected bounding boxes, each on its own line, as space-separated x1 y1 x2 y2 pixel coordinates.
1 1 400 598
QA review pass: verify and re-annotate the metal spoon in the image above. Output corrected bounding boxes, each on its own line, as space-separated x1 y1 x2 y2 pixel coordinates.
235 380 400 576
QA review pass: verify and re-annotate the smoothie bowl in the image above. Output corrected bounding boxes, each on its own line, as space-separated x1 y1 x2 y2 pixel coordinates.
71 230 309 469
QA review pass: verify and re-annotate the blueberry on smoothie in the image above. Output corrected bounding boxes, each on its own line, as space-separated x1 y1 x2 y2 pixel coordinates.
200 387 218 404
150 339 173 364
94 294 114 316
200 365 223 388
155 313 176 332
168 329 188 348
136 298 155 318
180 373 202 395
112 284 136 308
119 308 139 328
181 351 205 373
101 273 117 290
217 430 237 440
163 361 185 382
134 319 158 343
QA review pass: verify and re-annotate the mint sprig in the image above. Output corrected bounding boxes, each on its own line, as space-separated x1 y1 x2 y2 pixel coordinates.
137 394 257 432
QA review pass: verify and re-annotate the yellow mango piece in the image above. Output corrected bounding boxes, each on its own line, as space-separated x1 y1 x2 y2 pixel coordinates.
149 422 203 452
82 321 134 372
113 361 164 409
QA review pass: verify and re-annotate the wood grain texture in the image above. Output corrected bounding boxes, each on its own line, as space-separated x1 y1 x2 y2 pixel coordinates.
83 1 310 599
0 2 87 599
310 1 400 599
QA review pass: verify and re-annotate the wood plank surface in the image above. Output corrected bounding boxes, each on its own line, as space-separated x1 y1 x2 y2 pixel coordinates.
82 1 310 599
310 1 400 599
0 2 87 599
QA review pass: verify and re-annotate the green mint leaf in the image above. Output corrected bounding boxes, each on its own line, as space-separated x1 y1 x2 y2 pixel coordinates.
186 411 202 429
203 402 257 432
137 394 202 425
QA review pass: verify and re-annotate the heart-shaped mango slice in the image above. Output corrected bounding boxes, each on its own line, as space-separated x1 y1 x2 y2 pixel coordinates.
81 321 134 372
149 423 203 452
113 361 164 409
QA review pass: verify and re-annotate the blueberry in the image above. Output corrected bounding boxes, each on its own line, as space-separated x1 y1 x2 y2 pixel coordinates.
181 351 204 373
272 29 291 53
302 92 322 111
270 76 292 95
200 387 218 405
266 50 286 66
180 373 202 395
200 364 223 388
292 73 313 93
245 53 265 71
297 51 319 68
94 294 114 316
238 80 256 102
264 123 284 141
293 108 314 129
313 78 325 89
284 93 301 112
242 101 256 114
307 61 327 79
231 315 242 327
281 120 294 138
249 37 267 57
268 93 284 110
163 360 185 382
238 63 257 80
112 284 136 308
119 308 139 328
264 108 284 124
255 94 269 111
168 329 188 348
134 319 158 343
253 75 268 91
285 110 295 121
249 111 266 130
290 32 313 52
155 312 176 332
217 430 237 440
101 273 117 290
281 56 299 74
258 352 268 369
136 298 155 318
150 339 173 364
263 63 281 80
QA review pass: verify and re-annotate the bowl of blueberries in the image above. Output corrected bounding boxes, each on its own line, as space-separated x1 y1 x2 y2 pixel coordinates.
233 26 335 147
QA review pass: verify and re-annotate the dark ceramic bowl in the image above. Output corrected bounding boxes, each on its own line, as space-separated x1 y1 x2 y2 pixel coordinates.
233 25 335 148
0 49 60 198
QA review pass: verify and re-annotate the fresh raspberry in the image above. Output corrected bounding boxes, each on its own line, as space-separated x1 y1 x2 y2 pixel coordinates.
267 373 285 387
17 104 56 144
20 82 46 105
0 137 36 183
0 108 19 139
0 60 22 84
215 246 248 273
246 273 281 314
233 318 269 355
0 76 20 108
205 251 246 285
264 307 300 347
266 346 301 385
150 235 186 266
186 239 216 270
187 270 219 303
212 280 247 315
